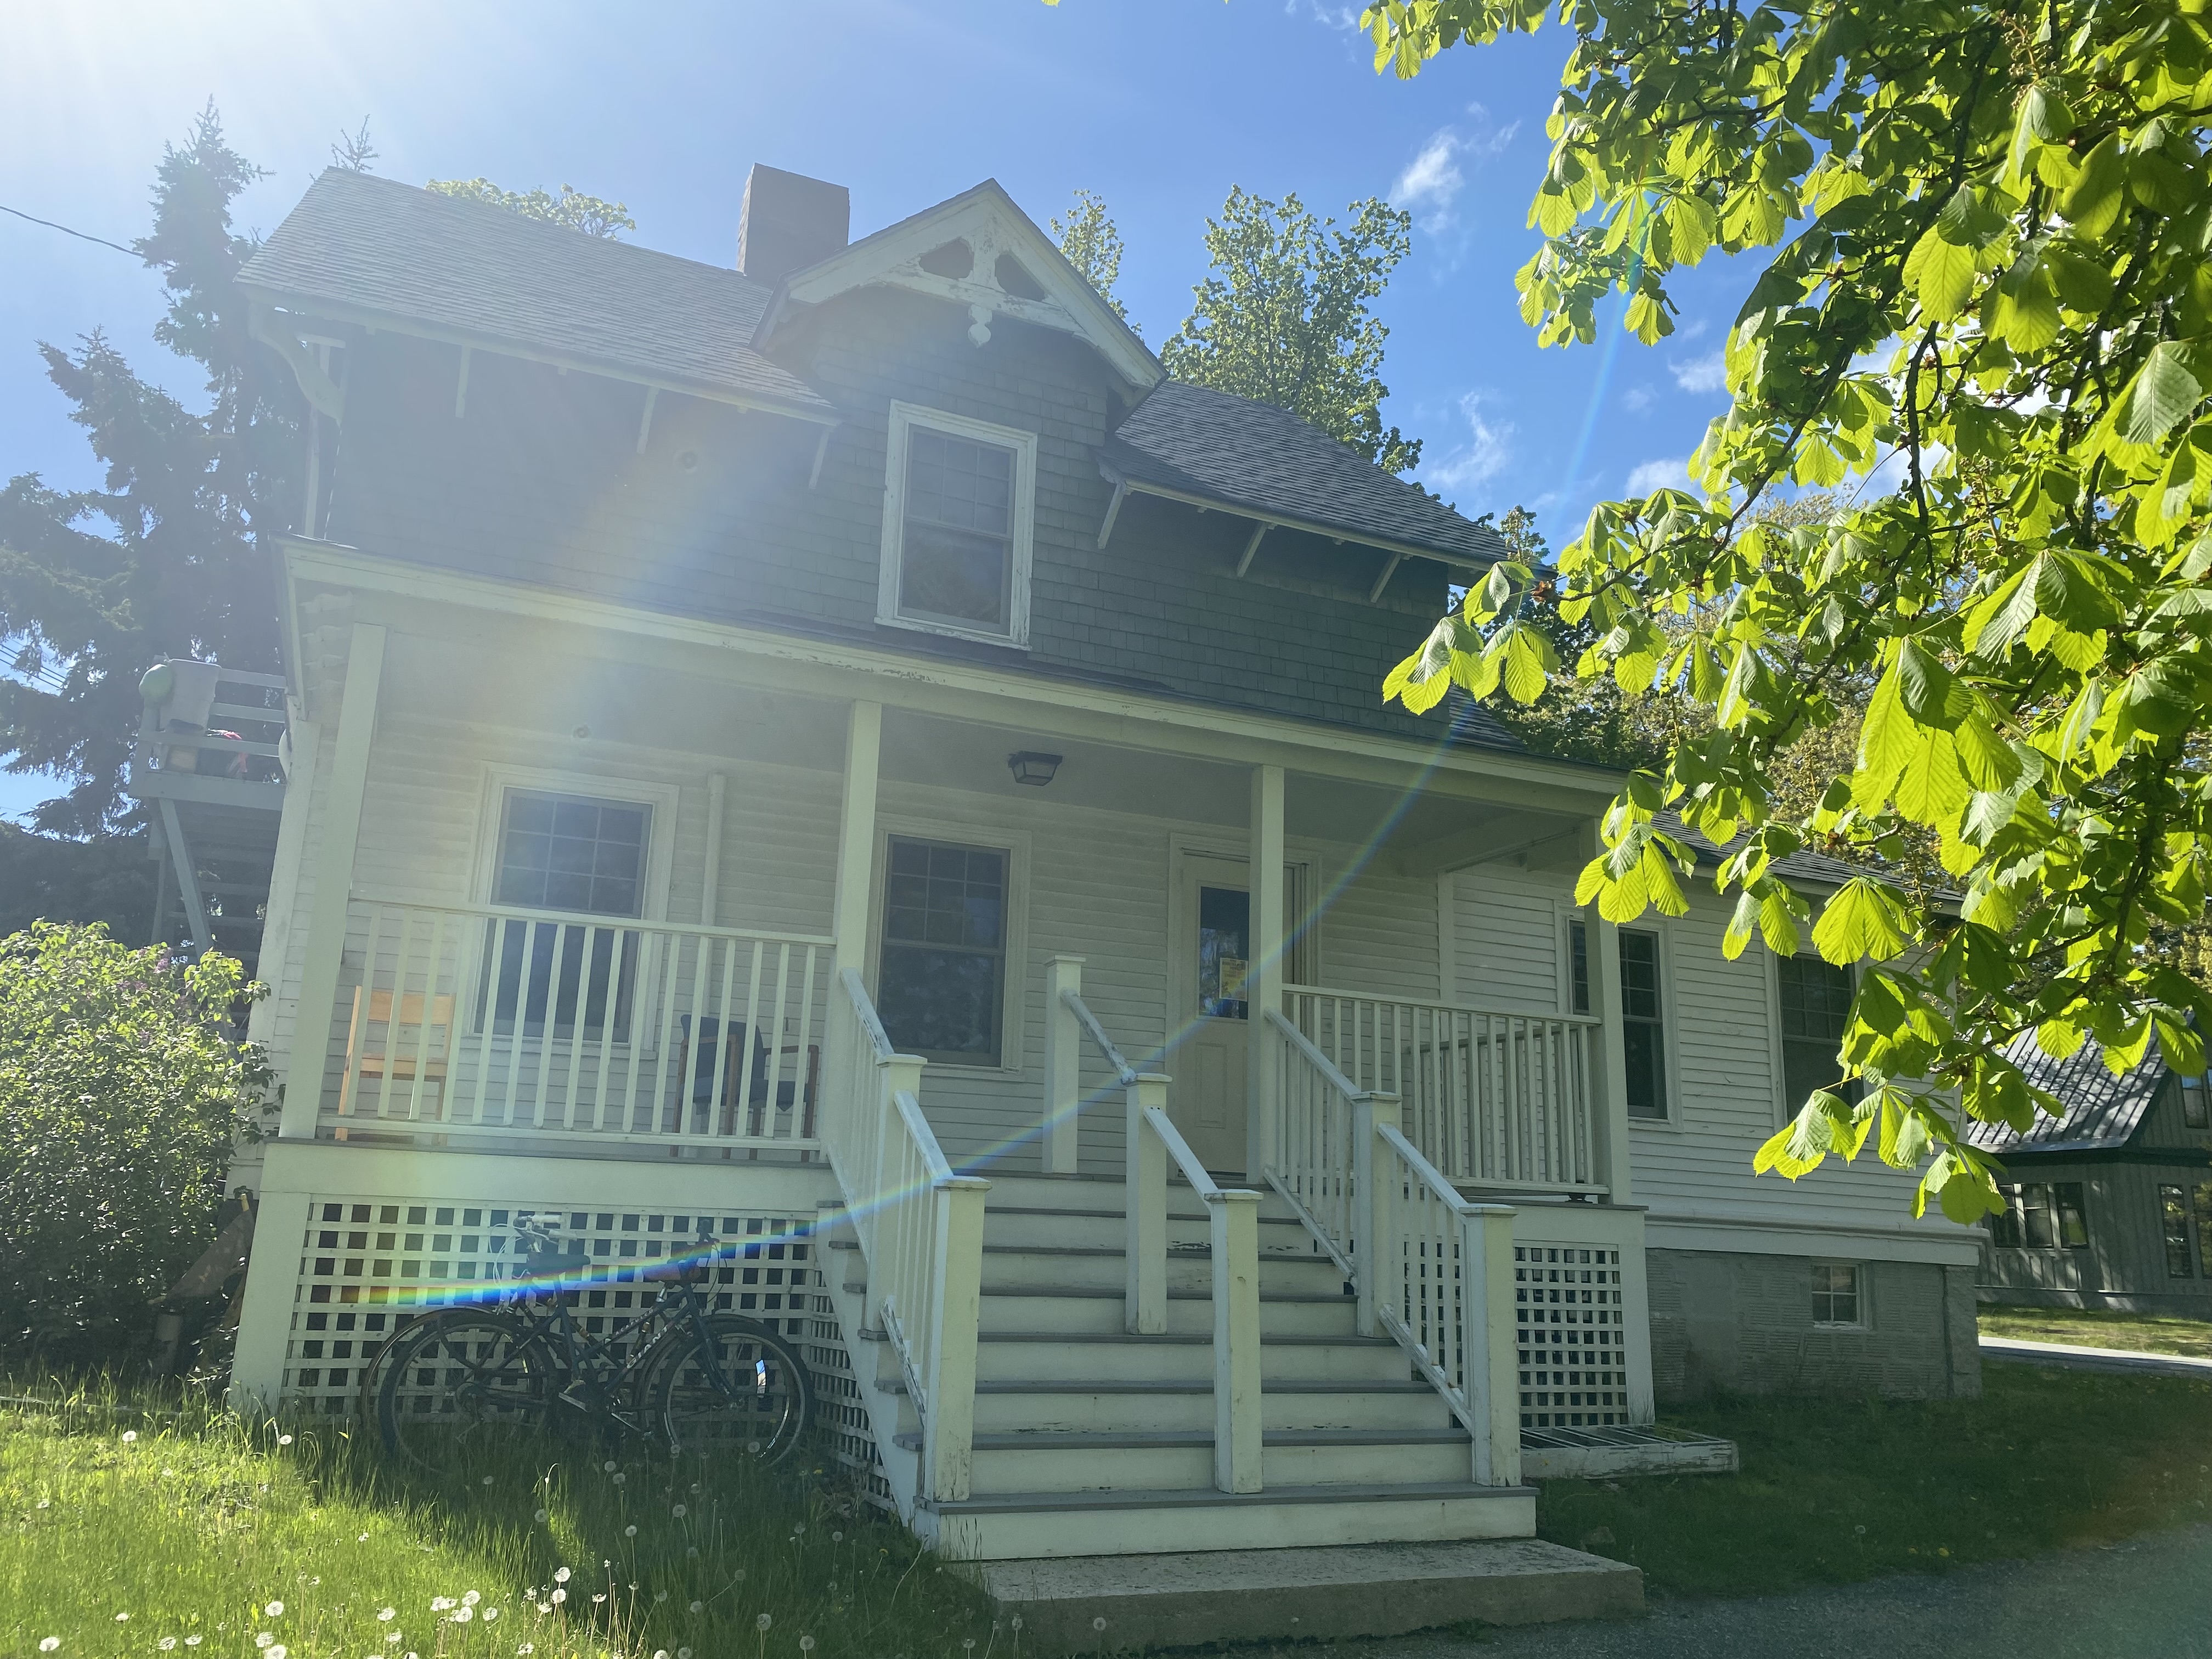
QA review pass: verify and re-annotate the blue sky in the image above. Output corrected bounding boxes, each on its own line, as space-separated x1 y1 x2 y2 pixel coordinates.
0 0 1750 826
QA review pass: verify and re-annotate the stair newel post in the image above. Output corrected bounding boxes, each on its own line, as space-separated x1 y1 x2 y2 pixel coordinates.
1042 956 1085 1174
1351 1092 1400 1339
924 1173 990 1503
1458 1200 1521 1487
1125 1074 1170 1335
1207 1189 1265 1494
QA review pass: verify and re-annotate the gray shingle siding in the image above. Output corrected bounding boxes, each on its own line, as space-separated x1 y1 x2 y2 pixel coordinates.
324 287 1519 751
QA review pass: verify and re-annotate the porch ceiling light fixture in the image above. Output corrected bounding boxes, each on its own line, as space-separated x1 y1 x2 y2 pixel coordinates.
1007 751 1063 787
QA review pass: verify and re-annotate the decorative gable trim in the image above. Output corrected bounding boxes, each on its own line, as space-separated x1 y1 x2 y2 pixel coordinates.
754 180 1163 396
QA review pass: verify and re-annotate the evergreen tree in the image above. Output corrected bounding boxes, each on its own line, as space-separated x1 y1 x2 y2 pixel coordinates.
1164 188 1421 473
0 104 295 838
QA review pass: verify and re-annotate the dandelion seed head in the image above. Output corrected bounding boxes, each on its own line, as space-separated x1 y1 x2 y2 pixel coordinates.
689 1600 703 1614
624 1524 637 1537
35 1499 49 1509
268 1648 287 1659
1011 1617 1022 1631
114 1615 129 1623
430 1599 455 1613
276 1435 292 1447
802 1639 816 1653
678 1649 693 1659
377 1609 396 1622
37 1640 58 1653
1093 1617 1108 1631
517 1648 535 1656
483 1609 499 1623
461 1592 481 1607
256 1634 274 1649
160 1643 177 1652
757 1614 772 1632
550 1590 566 1605
733 1568 746 1583
533 1508 549 1523
358 1532 370 1542
671 1503 686 1517
452 1609 473 1624
831 1531 842 1542
265 1602 284 1617
612 1472 626 1486
554 1567 571 1583
654 1590 668 1603
185 1642 201 1650
122 1430 138 1443
602 1460 617 1473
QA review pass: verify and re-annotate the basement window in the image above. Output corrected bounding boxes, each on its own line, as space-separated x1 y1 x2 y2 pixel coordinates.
878 402 1036 648
1812 1262 1865 1329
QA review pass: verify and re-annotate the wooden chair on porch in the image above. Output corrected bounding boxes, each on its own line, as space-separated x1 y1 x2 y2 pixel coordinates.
336 987 456 1122
672 1015 821 1139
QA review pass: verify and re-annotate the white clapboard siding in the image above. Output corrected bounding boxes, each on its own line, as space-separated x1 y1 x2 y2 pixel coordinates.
1449 870 1563 1015
1318 866 1441 1005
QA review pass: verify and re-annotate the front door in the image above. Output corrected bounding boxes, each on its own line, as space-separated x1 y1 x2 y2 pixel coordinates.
1170 854 1252 1177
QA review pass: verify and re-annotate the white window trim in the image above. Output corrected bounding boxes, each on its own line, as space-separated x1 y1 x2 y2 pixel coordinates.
1613 916 1686 1131
1769 948 1857 1130
469 763 681 923
867 814 1033 1077
1811 1259 1872 1331
877 400 1037 650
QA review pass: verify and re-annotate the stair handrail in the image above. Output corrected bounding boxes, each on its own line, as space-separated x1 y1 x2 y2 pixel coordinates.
1262 1006 1521 1487
827 968 987 1504
1064 987 1263 1496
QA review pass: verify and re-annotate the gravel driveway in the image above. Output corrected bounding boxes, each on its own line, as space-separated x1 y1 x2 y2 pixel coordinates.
1217 1525 2212 1659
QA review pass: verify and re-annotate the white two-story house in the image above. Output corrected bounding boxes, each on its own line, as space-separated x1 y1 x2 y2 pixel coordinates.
201 163 1978 1593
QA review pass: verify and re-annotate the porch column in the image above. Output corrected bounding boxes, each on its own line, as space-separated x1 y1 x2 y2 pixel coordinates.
831 701 883 973
278 624 385 1141
1586 818 1635 1203
1245 763 1285 1179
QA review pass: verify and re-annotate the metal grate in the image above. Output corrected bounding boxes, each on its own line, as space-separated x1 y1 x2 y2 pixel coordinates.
283 1198 818 1419
1514 1244 1627 1429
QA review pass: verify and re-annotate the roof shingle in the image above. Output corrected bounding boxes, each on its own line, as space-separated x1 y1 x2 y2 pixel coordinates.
1106 382 1509 567
236 171 832 417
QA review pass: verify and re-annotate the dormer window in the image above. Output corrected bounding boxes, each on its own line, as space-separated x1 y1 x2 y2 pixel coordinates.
878 401 1035 647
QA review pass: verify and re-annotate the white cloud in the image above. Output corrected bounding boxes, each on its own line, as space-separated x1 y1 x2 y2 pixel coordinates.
1392 115 1520 235
1670 352 1727 394
1621 385 1655 415
1290 0 1363 27
1626 456 1690 496
1425 391 1516 496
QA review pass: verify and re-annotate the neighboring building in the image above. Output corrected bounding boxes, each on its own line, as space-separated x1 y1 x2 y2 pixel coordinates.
219 164 1978 1580
1970 1033 2212 1313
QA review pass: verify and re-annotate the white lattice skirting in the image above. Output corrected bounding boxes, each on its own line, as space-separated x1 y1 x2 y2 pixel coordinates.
1515 1243 1629 1429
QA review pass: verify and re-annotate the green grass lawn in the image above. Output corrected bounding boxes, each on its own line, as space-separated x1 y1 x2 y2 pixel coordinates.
1536 1365 2212 1599
1 1383 1001 1659
1979 1302 2212 1359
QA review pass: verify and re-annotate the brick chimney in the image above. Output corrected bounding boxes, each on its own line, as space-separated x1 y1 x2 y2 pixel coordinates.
737 165 850 286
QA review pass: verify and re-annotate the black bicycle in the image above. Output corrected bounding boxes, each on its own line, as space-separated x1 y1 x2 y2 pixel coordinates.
373 1215 812 1470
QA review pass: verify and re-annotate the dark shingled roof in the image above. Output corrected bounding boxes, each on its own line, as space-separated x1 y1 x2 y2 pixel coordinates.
1658 813 1872 893
1965 1032 2174 1156
236 171 833 417
1107 382 1509 567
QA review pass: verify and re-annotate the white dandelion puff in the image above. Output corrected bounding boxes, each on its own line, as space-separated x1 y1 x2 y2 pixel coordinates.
186 1642 202 1650
430 1598 455 1612
554 1567 571 1583
756 1615 772 1633
602 1460 617 1472
801 1639 816 1654
518 1649 535 1656
38 1641 59 1654
160 1643 177 1653
689 1600 703 1613
482 1609 498 1623
276 1435 293 1446
256 1635 273 1650
452 1609 473 1625
612 1472 626 1486
377 1609 395 1622
265 1602 284 1617
533 1508 549 1523
671 1503 686 1517
122 1430 138 1443
1093 1617 1108 1631
114 1615 130 1623
550 1590 566 1605
654 1590 668 1603
624 1524 637 1537
461 1592 481 1608
678 1650 693 1659
268 1649 287 1659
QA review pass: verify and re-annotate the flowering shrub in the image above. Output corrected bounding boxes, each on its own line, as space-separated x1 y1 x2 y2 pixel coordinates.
0 923 266 1362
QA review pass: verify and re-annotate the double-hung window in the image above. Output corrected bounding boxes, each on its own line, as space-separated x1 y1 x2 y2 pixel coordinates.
1778 953 1859 1109
1618 929 1668 1120
877 837 1009 1066
878 403 1036 646
483 789 648 1039
2166 1182 2212 1277
1569 919 1668 1120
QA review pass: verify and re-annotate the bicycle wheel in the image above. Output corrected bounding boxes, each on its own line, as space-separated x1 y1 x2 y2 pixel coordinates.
376 1307 551 1472
644 1314 812 1463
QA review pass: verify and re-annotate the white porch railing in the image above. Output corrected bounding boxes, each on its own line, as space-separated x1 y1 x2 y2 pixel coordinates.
327 897 830 1150
823 968 988 1504
1284 985 1604 1195
1060 976 1263 1495
1263 1007 1521 1486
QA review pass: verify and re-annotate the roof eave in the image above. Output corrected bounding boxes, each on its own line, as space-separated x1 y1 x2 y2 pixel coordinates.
1099 462 1500 574
239 280 841 428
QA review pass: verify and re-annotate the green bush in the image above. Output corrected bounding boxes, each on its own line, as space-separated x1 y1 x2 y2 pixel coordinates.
0 923 265 1364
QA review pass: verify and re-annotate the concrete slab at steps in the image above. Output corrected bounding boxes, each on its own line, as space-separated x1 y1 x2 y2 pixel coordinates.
966 1536 1642 1651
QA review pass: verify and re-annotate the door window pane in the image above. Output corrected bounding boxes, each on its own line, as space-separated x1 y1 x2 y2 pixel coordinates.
1778 953 1858 1108
1198 885 1251 1019
1618 929 1667 1120
878 837 1007 1065
899 428 1015 631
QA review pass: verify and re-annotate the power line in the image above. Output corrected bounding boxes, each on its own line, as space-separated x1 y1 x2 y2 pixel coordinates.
0 202 138 258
